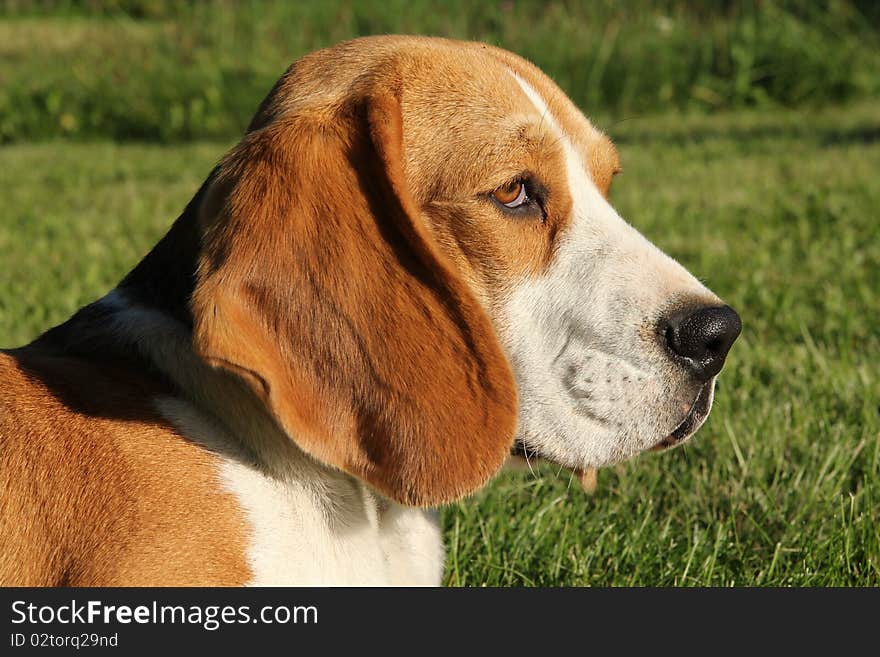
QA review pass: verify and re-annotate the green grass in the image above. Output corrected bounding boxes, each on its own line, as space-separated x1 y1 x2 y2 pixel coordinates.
1 1 879 142
2 3 879 586
2 99 878 585
444 102 880 586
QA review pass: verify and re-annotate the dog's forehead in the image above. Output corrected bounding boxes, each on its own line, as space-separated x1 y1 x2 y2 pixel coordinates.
392 39 619 196
252 36 618 196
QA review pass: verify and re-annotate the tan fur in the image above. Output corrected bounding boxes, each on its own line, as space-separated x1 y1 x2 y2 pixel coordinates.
191 85 518 506
478 42 621 197
0 352 251 586
0 36 631 586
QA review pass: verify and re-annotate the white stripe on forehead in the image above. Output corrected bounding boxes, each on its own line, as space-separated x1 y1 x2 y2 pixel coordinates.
508 69 603 197
509 70 562 134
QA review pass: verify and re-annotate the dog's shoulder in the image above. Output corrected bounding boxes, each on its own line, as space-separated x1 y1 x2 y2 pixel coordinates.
0 347 253 586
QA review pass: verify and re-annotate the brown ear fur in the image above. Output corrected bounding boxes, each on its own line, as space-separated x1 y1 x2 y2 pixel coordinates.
190 89 517 506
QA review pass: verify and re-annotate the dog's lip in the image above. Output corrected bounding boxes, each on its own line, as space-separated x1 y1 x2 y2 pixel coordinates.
650 384 711 451
509 384 711 460
509 384 712 485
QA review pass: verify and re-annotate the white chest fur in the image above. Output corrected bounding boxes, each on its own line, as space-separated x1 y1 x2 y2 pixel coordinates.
218 459 444 586
157 397 445 586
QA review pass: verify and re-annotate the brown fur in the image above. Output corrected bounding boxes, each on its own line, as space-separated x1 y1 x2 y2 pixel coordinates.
0 352 251 586
191 85 518 505
0 35 621 585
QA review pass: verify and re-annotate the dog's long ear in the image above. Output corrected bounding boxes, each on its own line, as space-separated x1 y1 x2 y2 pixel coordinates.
190 88 517 506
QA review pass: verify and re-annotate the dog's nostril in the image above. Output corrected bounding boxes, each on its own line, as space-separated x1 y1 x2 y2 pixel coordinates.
662 304 741 382
705 337 722 353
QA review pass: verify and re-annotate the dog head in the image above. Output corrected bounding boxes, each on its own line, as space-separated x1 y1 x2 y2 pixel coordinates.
184 36 740 506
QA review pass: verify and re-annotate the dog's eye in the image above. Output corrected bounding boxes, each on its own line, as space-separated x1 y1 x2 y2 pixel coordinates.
488 176 546 220
492 180 528 208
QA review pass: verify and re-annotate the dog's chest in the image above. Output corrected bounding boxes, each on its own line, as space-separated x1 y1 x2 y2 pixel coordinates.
218 458 445 586
157 397 444 586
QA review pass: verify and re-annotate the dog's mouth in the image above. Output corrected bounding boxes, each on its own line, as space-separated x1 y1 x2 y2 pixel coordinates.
509 383 713 492
650 383 712 451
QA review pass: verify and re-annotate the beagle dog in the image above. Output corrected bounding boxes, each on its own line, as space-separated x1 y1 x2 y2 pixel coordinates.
0 36 741 586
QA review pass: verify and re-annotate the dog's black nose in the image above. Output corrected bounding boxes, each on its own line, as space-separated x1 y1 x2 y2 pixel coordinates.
662 305 741 382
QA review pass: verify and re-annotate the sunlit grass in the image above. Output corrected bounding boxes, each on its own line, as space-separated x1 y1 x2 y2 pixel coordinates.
2 1 878 142
440 102 880 585
2 100 877 585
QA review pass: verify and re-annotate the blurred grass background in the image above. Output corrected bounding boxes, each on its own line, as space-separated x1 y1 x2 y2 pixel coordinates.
2 0 879 142
1 1 878 585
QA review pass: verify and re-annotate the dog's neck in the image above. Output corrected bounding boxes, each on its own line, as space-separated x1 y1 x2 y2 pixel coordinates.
116 172 210 330
32 189 326 485
109 287 319 480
